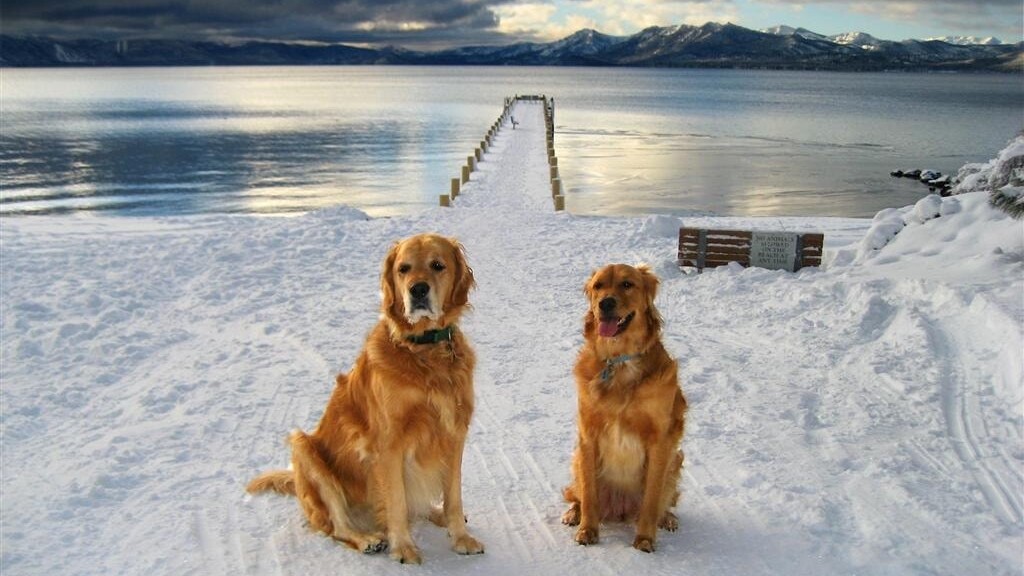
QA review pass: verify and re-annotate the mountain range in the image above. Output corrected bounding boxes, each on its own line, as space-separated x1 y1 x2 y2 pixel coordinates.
2 22 1019 72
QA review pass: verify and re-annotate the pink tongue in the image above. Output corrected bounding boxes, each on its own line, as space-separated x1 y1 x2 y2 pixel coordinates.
599 319 620 338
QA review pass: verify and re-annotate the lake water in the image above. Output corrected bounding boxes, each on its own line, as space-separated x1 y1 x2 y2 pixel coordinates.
1 66 1020 218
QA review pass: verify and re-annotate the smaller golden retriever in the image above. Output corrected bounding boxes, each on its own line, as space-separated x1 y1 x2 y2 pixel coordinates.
247 233 484 564
562 264 687 552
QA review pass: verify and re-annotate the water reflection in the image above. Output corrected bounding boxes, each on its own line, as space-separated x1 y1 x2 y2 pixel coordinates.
1 67 1020 218
1 102 469 216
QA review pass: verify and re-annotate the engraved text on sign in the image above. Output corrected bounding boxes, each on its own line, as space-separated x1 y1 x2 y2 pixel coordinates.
749 232 799 271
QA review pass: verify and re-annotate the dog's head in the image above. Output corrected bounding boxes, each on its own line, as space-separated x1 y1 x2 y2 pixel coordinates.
381 233 475 333
583 264 662 345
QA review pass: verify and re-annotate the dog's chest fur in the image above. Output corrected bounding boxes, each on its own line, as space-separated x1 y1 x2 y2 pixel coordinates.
597 421 645 489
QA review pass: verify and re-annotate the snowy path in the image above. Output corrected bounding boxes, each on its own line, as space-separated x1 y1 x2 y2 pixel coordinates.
2 101 1022 576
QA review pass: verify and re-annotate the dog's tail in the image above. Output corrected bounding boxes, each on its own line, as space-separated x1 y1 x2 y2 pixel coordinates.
246 470 296 496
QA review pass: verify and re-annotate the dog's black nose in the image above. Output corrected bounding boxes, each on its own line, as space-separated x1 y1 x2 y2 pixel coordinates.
410 282 430 299
599 297 617 313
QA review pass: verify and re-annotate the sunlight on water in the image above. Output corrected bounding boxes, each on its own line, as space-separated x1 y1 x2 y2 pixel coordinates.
1 66 1020 218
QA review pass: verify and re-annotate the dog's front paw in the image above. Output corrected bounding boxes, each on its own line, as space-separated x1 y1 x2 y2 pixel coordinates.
574 526 599 545
632 535 655 553
451 534 485 555
390 542 422 565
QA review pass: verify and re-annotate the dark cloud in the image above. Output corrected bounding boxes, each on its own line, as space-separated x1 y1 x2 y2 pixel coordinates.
0 0 514 48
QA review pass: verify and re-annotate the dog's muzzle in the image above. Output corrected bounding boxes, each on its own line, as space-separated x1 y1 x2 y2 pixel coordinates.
597 306 635 338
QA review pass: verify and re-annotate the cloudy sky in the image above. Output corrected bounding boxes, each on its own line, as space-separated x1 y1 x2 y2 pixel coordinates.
2 0 1019 49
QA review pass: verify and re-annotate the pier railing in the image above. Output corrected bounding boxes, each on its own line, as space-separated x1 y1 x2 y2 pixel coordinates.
440 95 563 212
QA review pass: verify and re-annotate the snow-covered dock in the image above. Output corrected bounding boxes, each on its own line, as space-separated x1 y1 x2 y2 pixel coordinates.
2 101 1022 576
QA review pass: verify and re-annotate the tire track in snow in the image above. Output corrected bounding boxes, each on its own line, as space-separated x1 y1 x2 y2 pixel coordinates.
194 509 231 575
930 314 1023 527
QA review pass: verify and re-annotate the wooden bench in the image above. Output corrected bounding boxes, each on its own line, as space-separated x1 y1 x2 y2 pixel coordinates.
678 227 824 272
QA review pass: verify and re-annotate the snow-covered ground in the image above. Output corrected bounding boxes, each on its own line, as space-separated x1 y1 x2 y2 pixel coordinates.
2 101 1022 576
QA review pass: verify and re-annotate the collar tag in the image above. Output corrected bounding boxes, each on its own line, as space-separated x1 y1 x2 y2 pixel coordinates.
600 353 638 381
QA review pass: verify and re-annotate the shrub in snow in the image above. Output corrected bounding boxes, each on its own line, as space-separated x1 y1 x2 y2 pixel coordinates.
990 185 1024 219
939 197 962 217
857 206 915 259
910 194 942 224
951 132 1024 219
858 216 906 257
872 207 903 223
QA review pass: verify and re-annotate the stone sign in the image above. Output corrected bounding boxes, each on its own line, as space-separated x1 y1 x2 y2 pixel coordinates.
749 232 800 272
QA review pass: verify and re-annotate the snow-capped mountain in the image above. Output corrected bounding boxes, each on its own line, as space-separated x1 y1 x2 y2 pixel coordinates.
759 25 828 41
763 25 1008 47
830 31 883 50
927 36 1004 46
543 28 625 56
3 23 1019 71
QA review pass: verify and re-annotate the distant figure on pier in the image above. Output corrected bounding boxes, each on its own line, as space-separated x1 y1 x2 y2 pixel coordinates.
511 116 519 130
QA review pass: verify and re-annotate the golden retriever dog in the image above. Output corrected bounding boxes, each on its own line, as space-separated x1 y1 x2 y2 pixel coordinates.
561 264 687 552
247 233 484 564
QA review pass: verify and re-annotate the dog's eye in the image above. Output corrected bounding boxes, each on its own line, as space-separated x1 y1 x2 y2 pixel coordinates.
398 263 411 274
621 281 634 289
593 282 604 290
430 261 446 272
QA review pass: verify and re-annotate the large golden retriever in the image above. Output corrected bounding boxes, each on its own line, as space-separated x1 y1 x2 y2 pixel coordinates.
247 233 484 564
562 264 687 552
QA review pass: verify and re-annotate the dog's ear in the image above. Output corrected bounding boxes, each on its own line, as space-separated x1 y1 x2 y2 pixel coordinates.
582 269 598 338
583 268 598 299
637 264 663 335
380 241 402 319
447 238 475 309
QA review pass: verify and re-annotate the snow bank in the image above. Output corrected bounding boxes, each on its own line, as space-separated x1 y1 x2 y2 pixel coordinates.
2 101 1022 576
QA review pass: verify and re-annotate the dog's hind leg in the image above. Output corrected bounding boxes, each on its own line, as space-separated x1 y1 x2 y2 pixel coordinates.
289 431 386 554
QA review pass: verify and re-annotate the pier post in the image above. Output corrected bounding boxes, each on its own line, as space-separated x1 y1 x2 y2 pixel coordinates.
440 194 451 207
451 178 460 198
462 165 470 184
552 178 561 197
554 195 565 211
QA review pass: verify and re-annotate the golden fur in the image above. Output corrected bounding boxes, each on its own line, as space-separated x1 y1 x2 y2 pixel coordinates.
561 264 687 552
247 233 484 564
